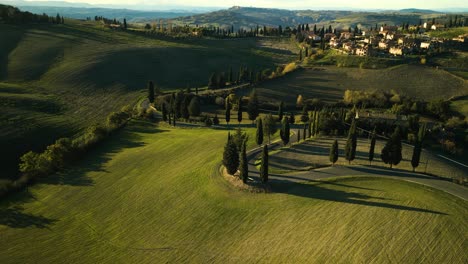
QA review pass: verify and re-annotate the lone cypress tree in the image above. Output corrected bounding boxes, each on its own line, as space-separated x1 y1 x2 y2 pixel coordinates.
289 112 295 124
345 119 357 164
223 135 239 175
247 89 259 121
381 127 403 168
280 117 290 146
278 101 284 121
148 81 155 103
303 124 307 141
225 98 231 125
369 127 376 165
123 18 127 29
330 139 339 166
260 145 269 183
237 97 243 125
411 125 425 172
239 139 248 183
162 103 168 122
256 117 263 146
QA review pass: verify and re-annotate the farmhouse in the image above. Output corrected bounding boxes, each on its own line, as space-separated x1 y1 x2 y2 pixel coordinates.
389 47 403 56
306 33 322 41
431 24 445 30
420 42 431 49
378 41 389 49
340 32 354 40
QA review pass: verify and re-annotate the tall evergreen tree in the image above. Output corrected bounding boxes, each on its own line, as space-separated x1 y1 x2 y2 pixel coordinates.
301 105 309 123
263 113 277 144
278 101 284 121
260 145 269 183
147 81 155 103
381 127 403 168
237 97 243 125
411 125 425 172
123 18 127 29
303 124 307 141
162 103 168 122
345 119 357 164
223 135 239 175
297 129 301 142
208 73 217 89
239 139 248 183
256 117 264 146
280 117 290 146
180 95 190 121
188 97 201 117
330 140 339 165
247 89 259 121
225 98 231 125
308 120 312 138
289 112 295 124
369 127 376 165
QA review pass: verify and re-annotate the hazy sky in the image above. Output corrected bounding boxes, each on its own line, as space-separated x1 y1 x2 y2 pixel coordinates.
24 0 467 9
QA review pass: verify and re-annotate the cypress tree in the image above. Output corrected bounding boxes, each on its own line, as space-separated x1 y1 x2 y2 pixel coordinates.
289 112 295 124
299 49 302 61
239 139 248 183
381 127 403 169
308 120 312 138
237 97 243 125
301 105 309 123
123 18 127 29
280 117 290 146
223 135 239 175
162 103 168 122
256 117 263 146
303 124 307 141
330 139 339 165
278 101 284 121
263 113 277 144
148 81 155 103
260 145 269 183
181 95 190 121
411 125 425 172
225 98 231 125
247 89 259 121
345 119 357 165
188 97 201 117
213 114 220 125
411 140 422 172
297 129 301 142
208 73 216 89
369 127 376 165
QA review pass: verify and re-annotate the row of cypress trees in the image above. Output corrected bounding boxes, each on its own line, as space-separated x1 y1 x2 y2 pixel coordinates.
328 120 425 171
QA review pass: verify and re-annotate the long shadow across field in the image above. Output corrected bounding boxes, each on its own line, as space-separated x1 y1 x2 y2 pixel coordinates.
40 120 168 186
0 189 57 229
270 179 447 215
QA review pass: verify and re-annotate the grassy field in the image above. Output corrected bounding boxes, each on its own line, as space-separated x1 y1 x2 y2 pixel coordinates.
249 65 468 106
264 137 467 179
0 20 295 179
0 119 466 263
452 96 468 118
428 27 468 39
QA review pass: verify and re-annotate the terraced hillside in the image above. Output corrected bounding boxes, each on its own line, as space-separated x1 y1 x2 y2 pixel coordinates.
253 65 468 105
0 20 296 178
0 120 466 263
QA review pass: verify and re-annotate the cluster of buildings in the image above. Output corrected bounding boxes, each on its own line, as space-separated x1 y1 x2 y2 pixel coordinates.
317 26 468 57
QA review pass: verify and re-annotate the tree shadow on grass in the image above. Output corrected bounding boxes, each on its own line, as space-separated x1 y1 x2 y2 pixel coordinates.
40 120 168 186
0 206 57 229
347 165 448 181
270 179 447 215
0 190 56 229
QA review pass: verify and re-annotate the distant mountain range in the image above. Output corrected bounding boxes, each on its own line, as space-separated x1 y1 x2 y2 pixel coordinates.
1 1 466 27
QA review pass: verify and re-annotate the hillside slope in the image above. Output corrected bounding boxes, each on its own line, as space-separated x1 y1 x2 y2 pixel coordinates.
0 20 296 178
0 120 466 263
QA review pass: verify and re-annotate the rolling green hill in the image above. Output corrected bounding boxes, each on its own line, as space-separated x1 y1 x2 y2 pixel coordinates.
170 6 445 30
0 19 296 178
249 65 468 106
0 120 466 263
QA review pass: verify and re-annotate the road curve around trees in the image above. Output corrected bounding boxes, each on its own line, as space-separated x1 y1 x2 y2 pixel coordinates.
247 139 468 201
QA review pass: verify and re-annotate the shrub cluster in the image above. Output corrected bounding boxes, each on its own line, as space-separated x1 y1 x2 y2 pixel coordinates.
0 106 133 198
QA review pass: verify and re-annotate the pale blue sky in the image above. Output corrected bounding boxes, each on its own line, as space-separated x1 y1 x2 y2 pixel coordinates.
24 0 468 9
